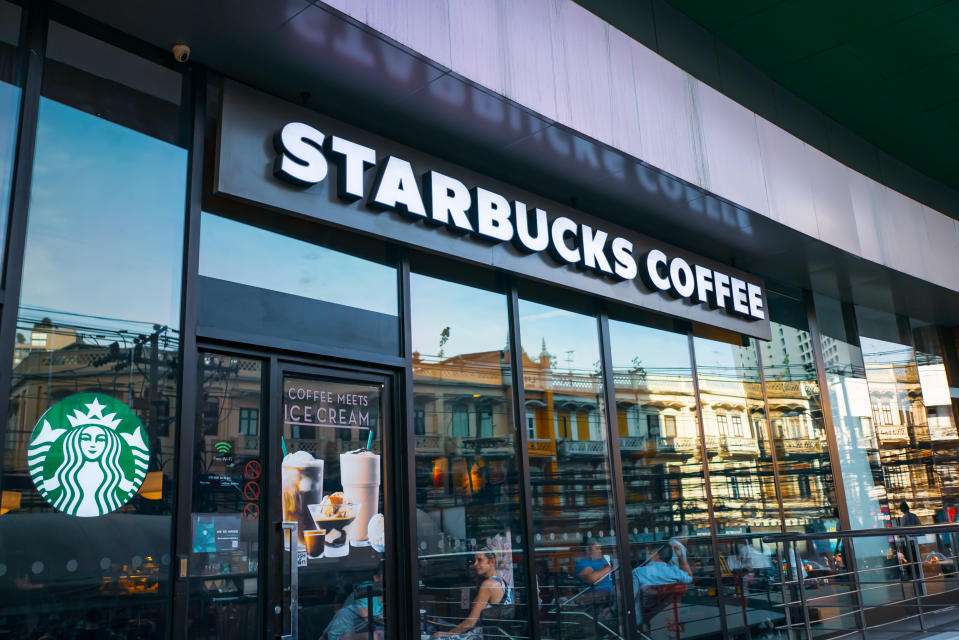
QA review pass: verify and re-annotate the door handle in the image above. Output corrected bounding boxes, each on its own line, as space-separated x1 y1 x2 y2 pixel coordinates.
280 521 298 640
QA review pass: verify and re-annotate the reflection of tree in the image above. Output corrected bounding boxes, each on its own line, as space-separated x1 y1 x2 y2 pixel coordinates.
629 357 647 378
437 326 450 359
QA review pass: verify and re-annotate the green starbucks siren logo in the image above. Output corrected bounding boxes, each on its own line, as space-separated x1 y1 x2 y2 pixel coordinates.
28 393 150 517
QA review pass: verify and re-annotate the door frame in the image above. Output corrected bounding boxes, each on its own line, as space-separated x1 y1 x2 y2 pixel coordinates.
188 341 411 640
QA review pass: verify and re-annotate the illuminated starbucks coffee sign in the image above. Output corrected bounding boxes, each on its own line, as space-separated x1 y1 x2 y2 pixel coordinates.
215 81 771 339
273 122 765 323
28 394 149 517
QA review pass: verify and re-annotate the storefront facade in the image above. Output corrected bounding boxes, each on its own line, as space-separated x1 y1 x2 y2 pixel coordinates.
1 2 959 640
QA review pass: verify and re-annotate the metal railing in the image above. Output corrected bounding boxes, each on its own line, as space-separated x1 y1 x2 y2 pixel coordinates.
762 524 959 639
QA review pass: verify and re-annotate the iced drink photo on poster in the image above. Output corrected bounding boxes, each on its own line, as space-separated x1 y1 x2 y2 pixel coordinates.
304 529 326 558
281 451 324 546
340 449 380 546
309 493 359 558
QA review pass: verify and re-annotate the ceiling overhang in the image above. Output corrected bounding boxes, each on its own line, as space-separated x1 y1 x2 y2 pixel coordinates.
55 0 959 327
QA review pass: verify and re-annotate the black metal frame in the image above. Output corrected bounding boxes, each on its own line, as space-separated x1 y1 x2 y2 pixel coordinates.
0 0 45 491
169 63 205 637
506 281 543 638
686 332 730 640
0 3 956 640
597 307 638 635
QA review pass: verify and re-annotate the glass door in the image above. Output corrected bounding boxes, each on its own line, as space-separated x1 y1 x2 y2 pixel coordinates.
273 365 390 640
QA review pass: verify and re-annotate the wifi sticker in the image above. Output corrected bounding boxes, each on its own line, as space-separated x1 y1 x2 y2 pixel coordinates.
214 441 233 455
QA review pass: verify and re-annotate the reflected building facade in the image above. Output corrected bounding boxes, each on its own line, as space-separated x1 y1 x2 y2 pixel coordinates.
0 2 958 640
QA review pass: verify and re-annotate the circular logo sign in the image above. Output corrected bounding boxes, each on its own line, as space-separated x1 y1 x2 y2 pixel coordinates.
27 393 150 517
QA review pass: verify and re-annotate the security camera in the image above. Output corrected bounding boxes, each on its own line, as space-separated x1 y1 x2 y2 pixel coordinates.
172 43 190 63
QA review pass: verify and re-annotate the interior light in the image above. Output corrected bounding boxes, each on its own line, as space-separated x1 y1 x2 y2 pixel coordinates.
0 490 21 514
138 472 163 500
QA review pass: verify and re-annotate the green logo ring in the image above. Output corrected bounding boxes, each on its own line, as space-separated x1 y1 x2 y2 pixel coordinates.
27 393 150 517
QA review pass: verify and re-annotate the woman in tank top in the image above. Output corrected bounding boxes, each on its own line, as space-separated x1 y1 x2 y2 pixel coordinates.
431 548 512 638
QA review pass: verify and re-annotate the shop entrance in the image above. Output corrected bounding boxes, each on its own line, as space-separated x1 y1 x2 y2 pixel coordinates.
189 352 395 640
274 365 390 640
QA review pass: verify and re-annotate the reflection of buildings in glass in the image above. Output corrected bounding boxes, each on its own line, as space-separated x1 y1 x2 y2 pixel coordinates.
195 355 264 514
521 345 605 521
3 315 179 597
413 341 611 574
696 368 779 532
613 362 708 536
861 353 958 523
412 347 520 560
7 316 179 513
765 378 832 525
738 332 835 528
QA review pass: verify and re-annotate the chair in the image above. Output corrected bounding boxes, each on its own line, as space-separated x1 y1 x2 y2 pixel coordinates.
479 602 526 640
638 583 687 640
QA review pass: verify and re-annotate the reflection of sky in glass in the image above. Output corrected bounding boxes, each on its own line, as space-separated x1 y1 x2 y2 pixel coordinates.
410 273 506 357
693 337 758 381
518 299 599 372
20 98 186 329
0 80 20 266
860 336 914 365
199 213 397 317
608 320 690 374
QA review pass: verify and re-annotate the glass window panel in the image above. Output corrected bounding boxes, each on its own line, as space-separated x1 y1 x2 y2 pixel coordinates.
609 318 720 639
813 293 889 531
42 22 181 144
911 324 959 544
762 293 846 638
692 337 771 534
0 25 185 638
199 213 397 317
693 335 786 638
762 296 837 533
519 299 623 640
198 213 399 355
858 332 944 525
411 273 529 639
0 0 20 270
811 294 903 626
189 354 265 639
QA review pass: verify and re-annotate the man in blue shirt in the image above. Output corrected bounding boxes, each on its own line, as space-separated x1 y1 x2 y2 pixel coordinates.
574 540 614 594
632 542 693 626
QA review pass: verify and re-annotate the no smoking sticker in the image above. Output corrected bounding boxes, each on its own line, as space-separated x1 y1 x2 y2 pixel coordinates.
244 460 261 480
243 481 260 501
243 503 259 522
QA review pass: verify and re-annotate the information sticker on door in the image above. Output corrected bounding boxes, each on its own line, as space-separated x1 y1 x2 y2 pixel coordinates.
296 548 308 567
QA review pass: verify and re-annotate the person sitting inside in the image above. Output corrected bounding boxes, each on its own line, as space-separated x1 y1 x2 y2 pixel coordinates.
431 548 513 639
324 565 384 640
901 501 921 527
574 539 614 597
632 542 693 627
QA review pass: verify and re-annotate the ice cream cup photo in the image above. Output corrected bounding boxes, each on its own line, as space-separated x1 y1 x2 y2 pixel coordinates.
308 494 360 558
340 450 380 547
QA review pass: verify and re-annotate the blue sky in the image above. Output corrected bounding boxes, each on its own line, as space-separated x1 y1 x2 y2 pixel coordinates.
609 319 691 373
518 299 601 372
200 212 398 317
20 98 186 331
410 273 508 358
